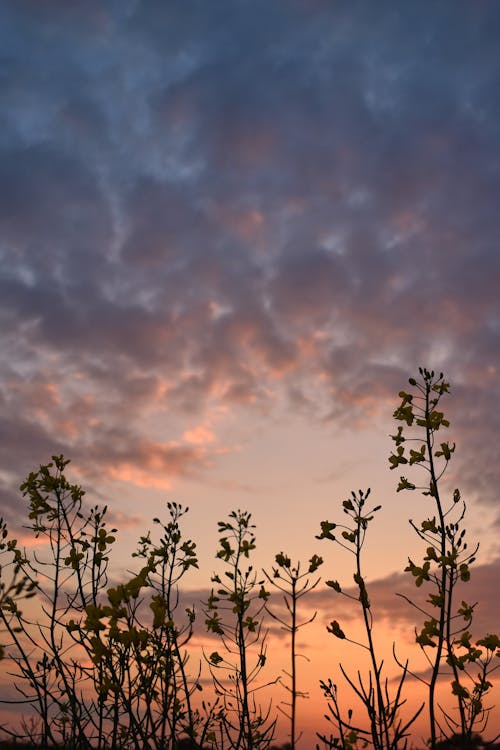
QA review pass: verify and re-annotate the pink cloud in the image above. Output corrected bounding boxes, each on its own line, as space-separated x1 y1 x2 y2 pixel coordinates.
182 423 216 446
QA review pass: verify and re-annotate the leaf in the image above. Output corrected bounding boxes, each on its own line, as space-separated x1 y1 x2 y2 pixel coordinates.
397 476 416 492
459 563 470 582
389 446 408 470
477 633 500 651
393 404 414 426
458 631 472 648
150 595 167 629
458 600 475 622
409 445 426 465
435 442 455 460
308 554 323 573
391 426 405 446
240 539 255 557
205 613 224 635
416 631 436 648
258 585 270 601
432 381 450 394
425 546 438 562
421 518 438 534
317 521 336 541
341 530 356 543
275 552 291 568
243 615 258 632
398 391 413 406
405 559 431 587
327 620 346 639
427 593 443 608
326 580 341 593
451 680 469 699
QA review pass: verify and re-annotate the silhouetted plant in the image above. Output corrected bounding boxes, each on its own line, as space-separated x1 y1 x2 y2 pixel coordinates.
78 500 208 749
0 518 37 661
316 489 423 750
205 510 276 750
390 368 500 747
0 369 499 750
0 457 209 749
127 502 208 747
434 732 484 750
0 456 114 747
263 553 323 750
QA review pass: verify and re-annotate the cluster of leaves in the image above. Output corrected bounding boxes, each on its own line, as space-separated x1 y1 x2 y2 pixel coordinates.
263 552 323 750
316 489 422 750
0 457 211 749
389 369 500 746
315 370 499 750
205 510 276 750
0 520 37 660
0 468 324 750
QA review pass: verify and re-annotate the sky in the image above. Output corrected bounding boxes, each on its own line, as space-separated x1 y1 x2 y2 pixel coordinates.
1 0 500 745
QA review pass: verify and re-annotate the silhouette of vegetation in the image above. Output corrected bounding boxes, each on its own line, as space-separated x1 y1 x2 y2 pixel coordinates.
263 552 323 750
0 370 498 749
390 369 500 747
0 461 212 748
205 510 276 750
434 733 484 750
316 488 423 750
0 518 37 661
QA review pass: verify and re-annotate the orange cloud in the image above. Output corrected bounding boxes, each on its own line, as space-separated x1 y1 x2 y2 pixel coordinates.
182 423 216 445
101 439 211 489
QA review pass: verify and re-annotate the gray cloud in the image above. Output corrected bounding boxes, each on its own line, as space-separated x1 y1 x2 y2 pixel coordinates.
1 1 500 517
308 557 500 641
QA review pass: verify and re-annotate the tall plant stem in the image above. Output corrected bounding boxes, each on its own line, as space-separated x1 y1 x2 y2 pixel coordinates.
423 380 447 750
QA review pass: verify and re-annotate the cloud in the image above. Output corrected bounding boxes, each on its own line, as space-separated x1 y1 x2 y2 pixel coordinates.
95 435 212 489
308 557 500 639
183 422 216 446
0 0 499 528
